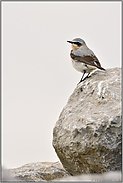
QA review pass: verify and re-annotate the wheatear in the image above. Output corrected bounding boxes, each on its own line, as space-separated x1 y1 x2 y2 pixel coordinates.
67 38 105 84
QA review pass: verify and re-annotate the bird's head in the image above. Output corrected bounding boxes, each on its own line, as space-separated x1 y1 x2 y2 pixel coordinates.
67 38 86 50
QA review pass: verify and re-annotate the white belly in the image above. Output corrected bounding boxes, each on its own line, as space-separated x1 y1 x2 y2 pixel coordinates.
71 59 96 73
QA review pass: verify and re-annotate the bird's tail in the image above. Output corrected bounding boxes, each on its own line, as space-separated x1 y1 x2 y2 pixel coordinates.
98 66 106 71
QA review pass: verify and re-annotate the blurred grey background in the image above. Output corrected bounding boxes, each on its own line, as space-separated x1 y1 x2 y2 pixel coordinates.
2 2 121 169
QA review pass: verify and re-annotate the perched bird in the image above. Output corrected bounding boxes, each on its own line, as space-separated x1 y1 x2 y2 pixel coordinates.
67 38 105 84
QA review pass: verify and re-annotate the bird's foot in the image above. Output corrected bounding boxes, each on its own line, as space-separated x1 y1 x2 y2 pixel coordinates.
77 74 91 85
82 74 91 81
77 79 83 85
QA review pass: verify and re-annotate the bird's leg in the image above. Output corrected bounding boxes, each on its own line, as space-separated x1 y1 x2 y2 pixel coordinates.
77 70 86 84
82 73 91 81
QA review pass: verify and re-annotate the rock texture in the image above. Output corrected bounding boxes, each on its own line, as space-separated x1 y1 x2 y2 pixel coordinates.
3 166 121 182
53 67 122 175
54 171 122 182
9 162 70 182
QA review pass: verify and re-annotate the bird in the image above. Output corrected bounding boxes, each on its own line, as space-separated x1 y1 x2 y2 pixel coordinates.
67 38 105 84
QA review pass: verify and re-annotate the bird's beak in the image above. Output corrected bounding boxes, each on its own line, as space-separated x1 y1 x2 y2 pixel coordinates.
67 41 73 44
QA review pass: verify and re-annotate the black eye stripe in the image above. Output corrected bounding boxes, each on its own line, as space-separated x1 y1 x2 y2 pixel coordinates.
73 42 82 46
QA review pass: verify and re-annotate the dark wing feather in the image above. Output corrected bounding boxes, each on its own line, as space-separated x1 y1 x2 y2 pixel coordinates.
70 52 105 70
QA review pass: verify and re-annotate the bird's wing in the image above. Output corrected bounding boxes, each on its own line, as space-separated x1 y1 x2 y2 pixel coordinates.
70 51 105 70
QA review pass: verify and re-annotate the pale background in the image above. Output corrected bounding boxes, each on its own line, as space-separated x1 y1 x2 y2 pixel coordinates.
2 1 121 169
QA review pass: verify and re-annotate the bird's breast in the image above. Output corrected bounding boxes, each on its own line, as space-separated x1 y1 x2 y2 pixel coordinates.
71 59 96 73
71 59 87 72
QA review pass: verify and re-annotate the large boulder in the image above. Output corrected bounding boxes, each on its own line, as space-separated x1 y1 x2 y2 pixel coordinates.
9 162 70 181
53 67 122 175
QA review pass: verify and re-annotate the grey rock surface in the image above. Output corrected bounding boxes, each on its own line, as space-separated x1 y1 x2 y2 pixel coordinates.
2 167 19 181
53 67 122 175
53 171 122 182
9 161 70 182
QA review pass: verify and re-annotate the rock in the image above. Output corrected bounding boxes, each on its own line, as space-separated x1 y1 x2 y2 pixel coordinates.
53 171 122 182
53 67 122 175
2 167 19 181
9 162 70 182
